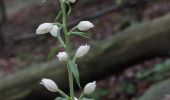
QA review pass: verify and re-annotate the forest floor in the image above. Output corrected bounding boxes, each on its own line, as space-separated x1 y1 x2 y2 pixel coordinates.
1 0 170 100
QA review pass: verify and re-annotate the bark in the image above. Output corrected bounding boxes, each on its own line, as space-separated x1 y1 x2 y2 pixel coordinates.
1 13 170 100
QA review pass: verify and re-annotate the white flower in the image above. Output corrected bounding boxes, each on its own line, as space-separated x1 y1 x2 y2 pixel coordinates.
67 0 76 3
77 21 94 31
75 44 90 58
57 52 68 61
40 78 59 92
84 81 96 95
74 97 78 100
36 23 53 34
50 25 59 37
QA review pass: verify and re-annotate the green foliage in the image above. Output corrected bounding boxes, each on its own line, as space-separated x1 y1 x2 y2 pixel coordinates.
39 0 94 99
120 81 135 94
47 48 58 61
65 1 72 16
68 60 81 87
135 60 170 81
70 32 90 39
55 11 62 21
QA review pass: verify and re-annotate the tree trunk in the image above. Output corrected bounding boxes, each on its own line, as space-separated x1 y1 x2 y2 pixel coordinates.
1 13 170 100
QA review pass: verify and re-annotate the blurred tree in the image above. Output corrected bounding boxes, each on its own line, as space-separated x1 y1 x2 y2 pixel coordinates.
0 0 6 50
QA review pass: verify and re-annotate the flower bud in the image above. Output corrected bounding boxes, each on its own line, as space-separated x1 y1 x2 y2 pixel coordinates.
50 25 59 37
74 97 78 100
84 81 96 95
36 23 53 34
75 44 90 58
77 21 94 31
56 52 68 61
40 78 59 92
67 0 76 3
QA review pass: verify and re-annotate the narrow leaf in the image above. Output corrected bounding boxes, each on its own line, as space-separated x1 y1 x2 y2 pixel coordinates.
54 23 63 27
65 1 72 16
47 48 58 61
68 60 81 87
71 32 90 39
67 3 72 16
55 11 62 21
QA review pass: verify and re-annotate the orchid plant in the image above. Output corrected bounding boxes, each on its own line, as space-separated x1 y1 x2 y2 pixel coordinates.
36 0 96 100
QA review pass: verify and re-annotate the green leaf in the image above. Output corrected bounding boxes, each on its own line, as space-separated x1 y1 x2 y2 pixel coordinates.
47 48 58 61
81 98 95 100
65 1 72 16
120 82 135 94
71 32 90 39
68 60 81 87
55 11 62 21
54 23 63 27
55 97 68 100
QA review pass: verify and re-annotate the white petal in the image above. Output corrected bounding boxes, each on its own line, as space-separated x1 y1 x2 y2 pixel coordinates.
75 44 90 58
74 97 78 100
77 21 94 31
40 78 58 92
84 81 96 94
36 23 53 34
50 25 59 37
56 52 68 61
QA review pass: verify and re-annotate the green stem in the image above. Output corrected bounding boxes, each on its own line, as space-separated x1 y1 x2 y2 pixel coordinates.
58 89 70 99
58 36 66 48
61 0 71 51
68 26 77 35
67 62 74 100
60 0 74 100
78 92 84 100
73 56 76 62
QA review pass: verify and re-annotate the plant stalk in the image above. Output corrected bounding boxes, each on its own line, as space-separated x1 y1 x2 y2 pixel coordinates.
58 89 70 99
78 92 84 100
60 0 74 100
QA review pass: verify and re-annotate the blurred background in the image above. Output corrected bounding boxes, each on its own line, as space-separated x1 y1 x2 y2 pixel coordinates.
1 0 170 100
